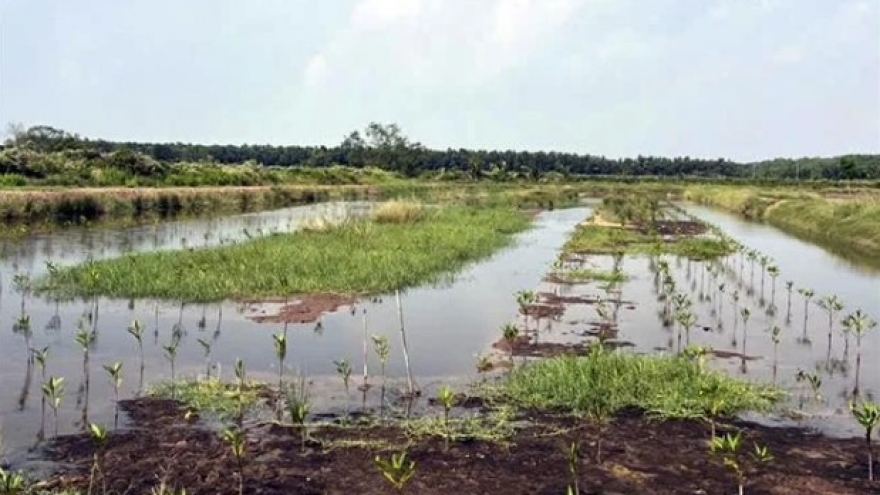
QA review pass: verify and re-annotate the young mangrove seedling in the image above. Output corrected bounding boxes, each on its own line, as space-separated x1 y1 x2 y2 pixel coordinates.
817 295 844 352
436 385 455 450
699 381 725 438
162 339 180 399
286 378 311 452
849 401 880 481
234 358 247 426
221 426 246 495
102 362 123 428
564 441 581 495
795 369 822 408
0 467 26 495
75 323 96 423
766 265 779 311
371 335 391 387
272 332 287 421
710 431 772 495
334 358 353 395
844 310 878 395
87 423 108 495
770 326 781 384
797 288 815 342
33 346 49 437
501 323 519 366
41 376 64 438
127 320 146 394
515 289 538 331
375 451 416 492
784 281 794 322
196 338 212 379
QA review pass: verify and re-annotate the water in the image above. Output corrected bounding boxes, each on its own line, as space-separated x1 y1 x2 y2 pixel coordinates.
1 200 878 467
0 203 589 464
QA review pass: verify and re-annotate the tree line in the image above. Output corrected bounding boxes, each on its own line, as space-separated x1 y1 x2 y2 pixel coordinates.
2 123 878 181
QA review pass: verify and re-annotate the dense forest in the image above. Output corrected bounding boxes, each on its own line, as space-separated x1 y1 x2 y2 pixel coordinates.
1 123 877 186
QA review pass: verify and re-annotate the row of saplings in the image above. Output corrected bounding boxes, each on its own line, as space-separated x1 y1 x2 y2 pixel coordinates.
1 313 880 494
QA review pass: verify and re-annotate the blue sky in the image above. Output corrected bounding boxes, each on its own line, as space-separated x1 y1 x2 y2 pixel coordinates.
0 0 877 161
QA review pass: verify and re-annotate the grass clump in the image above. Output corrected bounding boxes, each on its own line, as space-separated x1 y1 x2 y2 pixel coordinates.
39 205 530 301
149 378 265 421
495 348 779 419
549 268 627 283
563 223 733 260
371 199 424 223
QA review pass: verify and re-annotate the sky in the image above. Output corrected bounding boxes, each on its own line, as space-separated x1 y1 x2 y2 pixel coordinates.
0 0 878 161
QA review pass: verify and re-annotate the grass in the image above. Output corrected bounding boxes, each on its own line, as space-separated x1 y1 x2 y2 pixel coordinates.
563 224 733 260
149 378 265 421
494 348 780 419
371 199 424 223
40 204 531 301
549 268 627 283
684 185 880 263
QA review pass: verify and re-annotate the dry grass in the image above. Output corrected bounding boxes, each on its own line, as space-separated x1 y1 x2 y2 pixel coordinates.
371 199 425 224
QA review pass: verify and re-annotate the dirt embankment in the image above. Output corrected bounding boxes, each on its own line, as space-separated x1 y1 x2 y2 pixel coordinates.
35 397 880 495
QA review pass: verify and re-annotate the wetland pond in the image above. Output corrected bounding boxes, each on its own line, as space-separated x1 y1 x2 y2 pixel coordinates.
1 201 878 468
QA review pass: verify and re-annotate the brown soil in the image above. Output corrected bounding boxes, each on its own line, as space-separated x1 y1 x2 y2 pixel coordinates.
644 220 707 237
539 292 601 305
521 303 566 319
37 398 879 495
246 294 357 324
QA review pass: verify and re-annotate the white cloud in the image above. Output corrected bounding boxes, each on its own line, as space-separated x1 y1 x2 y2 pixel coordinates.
301 0 592 90
303 54 328 88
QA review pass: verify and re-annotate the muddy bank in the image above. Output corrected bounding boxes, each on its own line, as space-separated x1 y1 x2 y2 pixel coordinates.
246 293 357 324
34 397 879 495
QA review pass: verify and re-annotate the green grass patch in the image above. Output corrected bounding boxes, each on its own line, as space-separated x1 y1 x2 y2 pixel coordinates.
40 204 531 301
494 349 779 419
549 268 627 283
149 378 266 421
563 224 733 260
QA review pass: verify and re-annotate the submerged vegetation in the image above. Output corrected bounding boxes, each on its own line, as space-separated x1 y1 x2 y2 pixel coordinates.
39 203 530 301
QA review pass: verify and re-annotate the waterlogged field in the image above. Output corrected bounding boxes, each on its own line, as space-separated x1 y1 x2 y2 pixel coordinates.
0 198 879 494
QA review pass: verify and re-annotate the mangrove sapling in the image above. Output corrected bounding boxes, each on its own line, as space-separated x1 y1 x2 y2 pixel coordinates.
709 431 772 495
785 281 794 322
42 376 64 438
286 378 311 452
375 451 416 492
844 310 877 395
564 441 582 495
396 289 419 399
197 338 212 379
515 289 537 332
797 288 815 343
162 339 180 399
221 427 246 495
102 362 122 429
33 347 49 439
501 323 519 366
766 265 779 312
12 272 31 314
676 309 697 351
334 358 353 395
127 320 146 394
817 295 844 357
75 324 97 425
0 467 26 495
770 326 781 384
758 255 770 304
795 370 822 408
272 332 287 421
700 381 725 439
436 385 455 450
361 308 370 392
849 401 880 481
87 423 108 495
717 283 726 329
234 358 247 426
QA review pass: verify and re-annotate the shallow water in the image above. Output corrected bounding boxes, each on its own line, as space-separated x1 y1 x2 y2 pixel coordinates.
0 203 589 464
1 200 878 467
